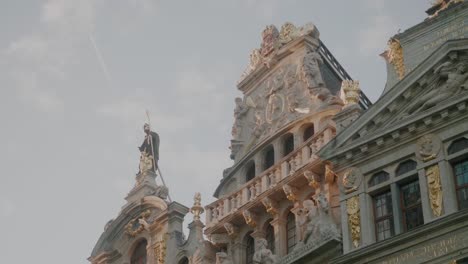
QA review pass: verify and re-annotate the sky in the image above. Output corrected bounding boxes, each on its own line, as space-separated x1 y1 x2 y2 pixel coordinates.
0 1 429 263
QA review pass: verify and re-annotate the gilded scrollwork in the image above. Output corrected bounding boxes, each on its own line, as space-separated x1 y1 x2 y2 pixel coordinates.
346 196 361 248
124 209 151 237
426 165 443 217
262 197 278 216
304 170 320 189
283 184 298 202
243 209 257 228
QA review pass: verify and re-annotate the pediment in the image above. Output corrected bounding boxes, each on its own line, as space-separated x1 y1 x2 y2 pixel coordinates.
320 39 468 161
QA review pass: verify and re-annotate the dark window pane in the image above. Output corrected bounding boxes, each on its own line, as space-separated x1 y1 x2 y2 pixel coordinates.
396 160 417 176
454 160 468 210
283 134 294 156
286 212 296 253
246 162 256 182
131 240 147 264
369 171 389 187
303 125 315 141
374 191 394 241
264 146 275 170
265 224 275 254
448 138 468 155
246 234 254 264
401 181 424 231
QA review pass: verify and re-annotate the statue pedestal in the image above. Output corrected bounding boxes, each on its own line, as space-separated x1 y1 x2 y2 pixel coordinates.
125 171 159 204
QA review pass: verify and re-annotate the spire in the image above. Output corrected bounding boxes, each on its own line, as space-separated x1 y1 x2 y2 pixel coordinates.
190 192 204 221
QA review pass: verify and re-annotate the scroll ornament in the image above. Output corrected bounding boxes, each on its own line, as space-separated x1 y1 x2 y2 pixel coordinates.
154 236 167 264
124 209 151 237
386 38 406 80
346 196 361 248
426 165 443 217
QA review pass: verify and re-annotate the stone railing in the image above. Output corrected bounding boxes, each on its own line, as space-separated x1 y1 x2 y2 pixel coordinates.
205 128 333 226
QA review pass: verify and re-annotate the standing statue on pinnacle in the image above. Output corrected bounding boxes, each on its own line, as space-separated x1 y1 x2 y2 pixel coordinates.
138 123 160 174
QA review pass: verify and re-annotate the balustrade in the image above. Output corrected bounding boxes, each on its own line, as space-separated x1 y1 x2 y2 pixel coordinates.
205 129 330 226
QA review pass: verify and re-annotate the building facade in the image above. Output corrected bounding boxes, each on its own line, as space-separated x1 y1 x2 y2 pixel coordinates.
89 1 468 263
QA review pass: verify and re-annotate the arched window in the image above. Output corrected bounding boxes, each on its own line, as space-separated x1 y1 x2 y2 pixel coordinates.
369 171 389 187
303 124 315 141
131 240 147 264
178 257 189 264
246 161 256 182
448 138 468 155
264 145 275 170
396 160 417 176
283 133 294 157
245 232 255 264
265 221 275 254
286 212 296 253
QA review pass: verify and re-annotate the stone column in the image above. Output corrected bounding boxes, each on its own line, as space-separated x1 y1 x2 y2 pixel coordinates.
418 167 432 223
391 183 402 235
231 242 246 264
439 160 458 216
270 218 287 256
273 138 284 163
254 153 264 176
359 193 374 246
340 200 351 253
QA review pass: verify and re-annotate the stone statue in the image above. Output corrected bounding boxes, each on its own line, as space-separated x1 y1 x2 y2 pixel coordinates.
253 238 278 264
300 48 343 106
153 185 169 200
215 252 233 264
139 123 160 173
309 193 339 243
232 97 249 140
409 62 468 113
302 199 318 243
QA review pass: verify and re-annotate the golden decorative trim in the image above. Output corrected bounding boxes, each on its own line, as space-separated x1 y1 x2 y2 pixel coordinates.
426 165 443 217
154 235 167 264
346 196 361 248
341 80 361 106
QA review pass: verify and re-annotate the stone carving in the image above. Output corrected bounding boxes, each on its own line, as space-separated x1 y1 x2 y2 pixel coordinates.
243 209 257 227
416 134 441 162
216 252 233 264
261 25 280 58
138 151 154 176
191 192 204 221
265 74 286 124
223 222 238 237
262 197 278 216
154 235 167 264
153 185 169 200
189 248 203 264
342 167 362 193
232 97 250 140
426 165 443 217
124 209 151 237
385 38 406 80
409 62 468 114
341 80 361 106
303 193 340 244
346 196 361 248
239 22 319 83
325 164 337 184
283 184 298 202
300 47 343 106
430 0 464 18
304 170 320 189
253 238 278 264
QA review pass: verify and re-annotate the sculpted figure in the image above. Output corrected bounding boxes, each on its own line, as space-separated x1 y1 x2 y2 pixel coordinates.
302 199 318 243
409 62 468 113
253 238 278 264
309 193 339 242
216 252 233 264
139 123 160 173
279 22 299 45
300 48 343 106
231 97 249 140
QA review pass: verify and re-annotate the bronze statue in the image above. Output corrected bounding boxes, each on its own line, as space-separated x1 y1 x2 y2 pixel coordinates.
139 123 160 173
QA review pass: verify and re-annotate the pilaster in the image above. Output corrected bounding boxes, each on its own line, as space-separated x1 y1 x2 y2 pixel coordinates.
270 218 287 256
439 160 458 216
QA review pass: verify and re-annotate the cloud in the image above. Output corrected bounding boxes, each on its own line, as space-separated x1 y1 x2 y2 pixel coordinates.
358 15 398 56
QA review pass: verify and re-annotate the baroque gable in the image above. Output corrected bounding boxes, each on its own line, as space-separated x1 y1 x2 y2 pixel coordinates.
320 39 468 165
229 22 345 162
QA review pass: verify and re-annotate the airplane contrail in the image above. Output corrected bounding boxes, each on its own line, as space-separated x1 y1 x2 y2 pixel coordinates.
89 33 112 85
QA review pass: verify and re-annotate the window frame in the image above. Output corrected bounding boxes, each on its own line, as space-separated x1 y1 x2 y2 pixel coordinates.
399 179 424 231
372 190 394 242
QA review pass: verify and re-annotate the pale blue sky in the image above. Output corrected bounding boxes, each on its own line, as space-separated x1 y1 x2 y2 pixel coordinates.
0 1 428 263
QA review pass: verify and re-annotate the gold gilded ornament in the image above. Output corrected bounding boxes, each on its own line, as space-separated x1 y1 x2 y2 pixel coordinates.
386 38 406 80
426 165 443 217
346 196 361 248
